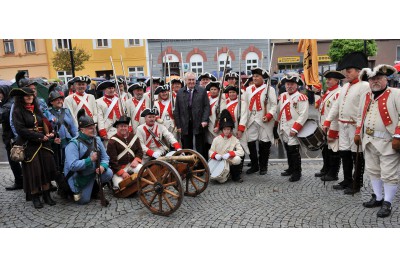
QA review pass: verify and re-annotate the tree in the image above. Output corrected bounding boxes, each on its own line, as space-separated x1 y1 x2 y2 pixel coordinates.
52 46 91 71
328 39 377 63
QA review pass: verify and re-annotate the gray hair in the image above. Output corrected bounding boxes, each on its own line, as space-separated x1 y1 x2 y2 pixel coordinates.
184 71 197 81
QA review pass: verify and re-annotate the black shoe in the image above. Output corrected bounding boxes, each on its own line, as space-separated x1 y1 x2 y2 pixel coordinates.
363 194 383 208
246 167 259 175
5 184 23 191
233 178 243 183
259 169 267 175
281 170 292 176
49 184 58 192
344 187 360 195
247 162 252 167
32 195 43 209
315 171 327 178
289 174 301 182
332 184 348 190
377 201 392 218
321 175 339 182
43 191 56 206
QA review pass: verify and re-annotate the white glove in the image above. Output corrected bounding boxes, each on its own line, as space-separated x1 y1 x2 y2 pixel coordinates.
215 154 222 161
222 153 230 160
177 148 182 151
152 151 161 158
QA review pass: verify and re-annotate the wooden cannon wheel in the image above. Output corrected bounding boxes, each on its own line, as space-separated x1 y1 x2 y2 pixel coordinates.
172 149 210 197
137 160 183 216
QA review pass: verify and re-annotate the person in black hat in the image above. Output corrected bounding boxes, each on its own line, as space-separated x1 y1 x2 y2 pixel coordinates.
95 80 123 143
323 52 370 194
106 116 143 190
354 64 400 218
63 75 97 127
171 78 184 97
277 73 309 182
136 108 181 163
64 109 113 205
316 71 344 183
225 72 239 87
11 87 58 208
154 85 177 139
64 77 77 97
205 81 224 155
198 72 217 88
113 76 132 102
209 109 245 183
244 67 277 176
126 82 151 131
45 84 78 198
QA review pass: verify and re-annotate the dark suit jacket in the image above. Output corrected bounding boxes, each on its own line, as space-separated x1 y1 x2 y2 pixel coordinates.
173 85 210 135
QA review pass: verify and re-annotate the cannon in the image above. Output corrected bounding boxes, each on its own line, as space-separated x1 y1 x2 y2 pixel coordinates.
112 149 210 216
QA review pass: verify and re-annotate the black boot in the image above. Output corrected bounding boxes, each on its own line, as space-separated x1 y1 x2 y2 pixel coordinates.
281 143 293 176
363 194 383 208
333 150 353 190
43 190 56 206
246 141 259 174
259 141 271 175
377 201 392 218
230 164 243 183
238 156 245 175
344 152 364 195
32 194 43 209
321 150 341 181
289 145 301 182
315 144 329 177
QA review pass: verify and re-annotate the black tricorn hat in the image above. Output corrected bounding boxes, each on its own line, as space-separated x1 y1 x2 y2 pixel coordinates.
113 115 131 128
77 109 95 128
154 85 170 95
281 73 304 86
359 64 397 82
170 78 184 87
225 72 239 80
337 52 368 71
205 81 221 91
96 80 116 91
9 87 35 97
146 77 164 87
136 77 147 83
198 72 217 82
73 76 92 84
251 67 269 79
141 108 159 117
219 109 235 130
67 77 77 87
128 82 147 93
323 70 345 80
223 85 240 94
48 83 64 103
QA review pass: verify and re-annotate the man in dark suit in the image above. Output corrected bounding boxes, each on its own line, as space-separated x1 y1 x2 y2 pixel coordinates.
174 72 210 160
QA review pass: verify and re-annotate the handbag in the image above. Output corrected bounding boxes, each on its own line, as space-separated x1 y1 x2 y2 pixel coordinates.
10 142 27 162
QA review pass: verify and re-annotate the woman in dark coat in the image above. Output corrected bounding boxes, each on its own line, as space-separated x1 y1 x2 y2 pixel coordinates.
11 87 58 209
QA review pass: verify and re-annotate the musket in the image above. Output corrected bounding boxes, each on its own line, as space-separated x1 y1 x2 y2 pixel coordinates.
216 47 219 80
93 135 109 207
262 43 275 122
163 52 167 85
237 48 242 124
166 55 181 144
214 50 230 126
119 55 129 116
149 54 154 109
180 52 184 78
110 56 126 117
352 144 360 197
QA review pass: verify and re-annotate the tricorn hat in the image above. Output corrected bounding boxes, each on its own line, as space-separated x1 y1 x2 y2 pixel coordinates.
72 76 91 84
359 64 397 82
170 78 184 87
113 115 131 128
251 67 270 79
146 77 164 87
198 72 217 82
336 52 368 71
77 109 95 128
128 82 147 93
67 77 77 87
219 109 235 130
205 81 221 91
154 85 170 95
141 108 159 117
323 70 345 80
223 85 240 94
281 73 304 86
48 83 64 103
225 72 239 80
9 87 35 97
96 80 116 91
136 77 147 83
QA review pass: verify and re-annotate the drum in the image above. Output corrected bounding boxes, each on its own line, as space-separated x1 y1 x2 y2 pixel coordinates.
297 119 326 151
208 159 230 183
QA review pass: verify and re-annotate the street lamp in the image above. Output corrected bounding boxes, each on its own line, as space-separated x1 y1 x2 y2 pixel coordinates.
68 39 75 77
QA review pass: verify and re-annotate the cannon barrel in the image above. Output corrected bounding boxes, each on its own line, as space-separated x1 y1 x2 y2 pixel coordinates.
157 154 197 163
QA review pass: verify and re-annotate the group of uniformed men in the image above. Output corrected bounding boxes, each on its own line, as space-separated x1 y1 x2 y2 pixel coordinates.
5 51 400 218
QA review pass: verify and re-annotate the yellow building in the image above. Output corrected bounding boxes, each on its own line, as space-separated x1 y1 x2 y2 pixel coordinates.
0 39 50 80
45 39 148 83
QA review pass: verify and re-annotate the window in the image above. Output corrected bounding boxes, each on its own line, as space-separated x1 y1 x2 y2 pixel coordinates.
57 71 73 84
190 54 203 75
397 46 400 62
128 66 145 78
3 39 14 54
25 39 36 53
96 39 110 48
218 53 231 71
246 52 259 72
56 39 69 50
129 39 142 46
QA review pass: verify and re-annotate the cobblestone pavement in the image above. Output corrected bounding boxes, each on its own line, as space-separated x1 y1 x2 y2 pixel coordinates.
1 160 400 228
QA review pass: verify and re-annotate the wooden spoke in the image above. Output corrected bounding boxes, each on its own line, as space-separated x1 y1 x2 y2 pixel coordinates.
141 178 154 185
191 169 205 174
158 194 162 212
160 171 171 184
164 189 179 199
147 168 158 182
192 175 206 183
163 181 177 188
148 193 157 206
162 193 174 210
190 178 199 191
142 187 156 194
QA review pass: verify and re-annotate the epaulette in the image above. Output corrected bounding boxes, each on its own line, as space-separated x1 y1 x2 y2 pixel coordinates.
298 94 308 101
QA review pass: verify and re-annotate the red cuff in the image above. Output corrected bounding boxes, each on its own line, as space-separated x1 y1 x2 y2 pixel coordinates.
395 126 400 135
315 99 321 109
355 126 362 135
172 142 181 150
228 151 235 158
292 122 303 132
210 152 217 159
147 149 154 157
116 169 125 176
128 126 133 132
264 113 273 122
238 125 246 132
99 129 107 137
328 130 339 139
323 120 331 128
134 157 142 163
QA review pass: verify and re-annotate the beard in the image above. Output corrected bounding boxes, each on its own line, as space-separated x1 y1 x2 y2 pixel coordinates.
370 83 383 92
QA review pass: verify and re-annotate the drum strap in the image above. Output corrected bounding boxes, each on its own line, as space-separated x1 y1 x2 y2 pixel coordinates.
110 136 138 160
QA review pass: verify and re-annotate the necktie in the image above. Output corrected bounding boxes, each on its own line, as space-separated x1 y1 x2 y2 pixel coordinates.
188 89 193 107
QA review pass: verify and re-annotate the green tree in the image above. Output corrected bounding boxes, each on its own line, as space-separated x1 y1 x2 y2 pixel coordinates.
52 46 91 71
328 39 377 62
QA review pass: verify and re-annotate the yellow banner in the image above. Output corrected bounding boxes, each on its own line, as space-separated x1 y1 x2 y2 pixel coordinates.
297 39 320 85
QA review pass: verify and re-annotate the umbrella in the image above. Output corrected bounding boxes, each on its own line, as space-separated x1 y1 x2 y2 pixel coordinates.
394 62 400 73
0 80 13 86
